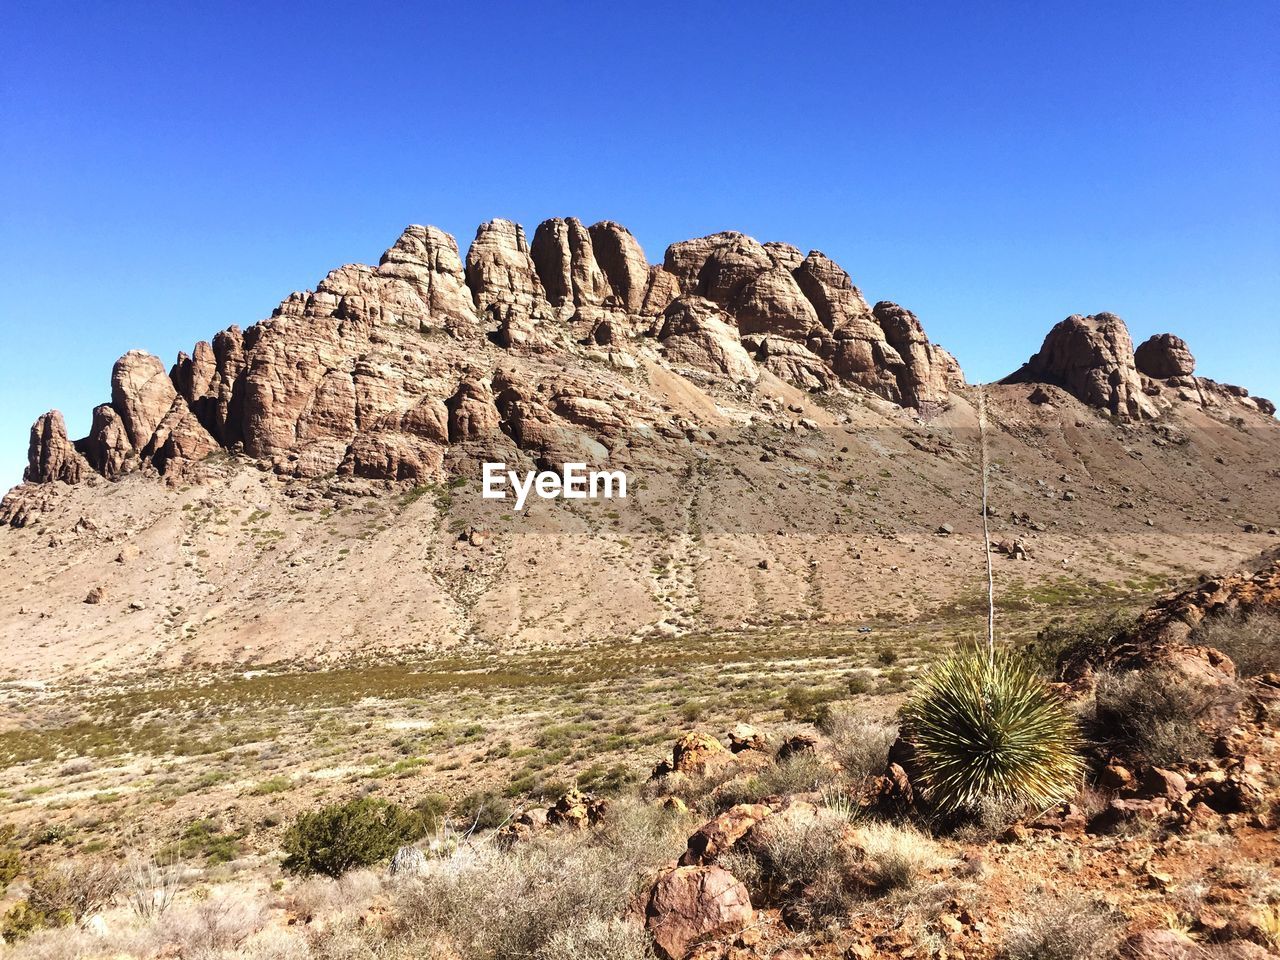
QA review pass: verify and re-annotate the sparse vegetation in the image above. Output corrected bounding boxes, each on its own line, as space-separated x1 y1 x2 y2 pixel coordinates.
1092 667 1235 766
1000 897 1121 960
1192 609 1280 678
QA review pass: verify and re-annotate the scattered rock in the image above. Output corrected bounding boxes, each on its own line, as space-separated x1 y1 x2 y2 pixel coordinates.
644 865 754 960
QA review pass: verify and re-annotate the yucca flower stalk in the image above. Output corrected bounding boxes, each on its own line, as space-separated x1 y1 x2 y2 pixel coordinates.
900 645 1083 813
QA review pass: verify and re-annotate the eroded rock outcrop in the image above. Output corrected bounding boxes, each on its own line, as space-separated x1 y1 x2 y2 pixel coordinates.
26 411 88 484
1006 315 1270 420
23 216 1264 497
1003 313 1156 419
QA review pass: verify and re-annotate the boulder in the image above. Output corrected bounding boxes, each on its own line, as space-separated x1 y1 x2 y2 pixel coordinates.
644 865 753 960
1135 333 1195 379
669 731 732 778
680 803 773 866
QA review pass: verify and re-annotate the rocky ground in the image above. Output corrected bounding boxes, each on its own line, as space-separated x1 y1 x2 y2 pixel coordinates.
0 556 1278 958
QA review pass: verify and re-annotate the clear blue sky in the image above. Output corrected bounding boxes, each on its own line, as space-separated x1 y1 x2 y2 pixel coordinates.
2 1 1276 487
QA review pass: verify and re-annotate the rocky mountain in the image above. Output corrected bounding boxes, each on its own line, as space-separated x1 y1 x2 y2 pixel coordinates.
2 218 1277 676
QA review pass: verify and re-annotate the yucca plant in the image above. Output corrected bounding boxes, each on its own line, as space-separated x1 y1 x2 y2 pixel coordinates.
900 646 1083 813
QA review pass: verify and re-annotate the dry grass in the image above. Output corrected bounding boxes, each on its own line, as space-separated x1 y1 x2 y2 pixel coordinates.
818 708 898 787
999 896 1121 960
1192 609 1280 678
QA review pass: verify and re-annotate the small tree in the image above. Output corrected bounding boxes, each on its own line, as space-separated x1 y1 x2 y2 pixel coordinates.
282 797 426 878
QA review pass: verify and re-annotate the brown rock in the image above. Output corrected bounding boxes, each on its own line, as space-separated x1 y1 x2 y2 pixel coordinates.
662 232 744 293
84 586 106 604
376 224 478 331
1002 312 1155 419
446 379 501 442
873 301 955 413
727 724 767 753
589 220 650 312
669 732 732 778
26 411 88 484
111 350 179 450
658 297 759 383
1100 763 1135 791
465 218 551 322
641 266 682 317
681 803 773 866
1136 767 1188 802
531 217 610 309
80 405 135 478
645 865 753 960
731 268 821 339
1135 333 1196 379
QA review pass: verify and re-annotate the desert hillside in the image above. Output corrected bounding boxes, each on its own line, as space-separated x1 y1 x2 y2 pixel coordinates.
2 219 1278 680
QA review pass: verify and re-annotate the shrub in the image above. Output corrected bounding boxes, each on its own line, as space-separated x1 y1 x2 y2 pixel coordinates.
283 797 427 878
1000 897 1121 960
455 790 513 831
389 801 682 960
900 647 1083 813
4 858 125 938
819 708 898 786
0 823 19 895
1192 610 1280 678
1092 667 1231 766
712 753 837 811
1024 611 1132 679
850 821 948 893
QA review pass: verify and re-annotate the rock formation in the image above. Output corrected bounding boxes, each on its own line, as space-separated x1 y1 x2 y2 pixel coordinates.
1002 313 1156 419
18 216 1272 493
1135 333 1196 379
19 218 972 489
1005 314 1272 420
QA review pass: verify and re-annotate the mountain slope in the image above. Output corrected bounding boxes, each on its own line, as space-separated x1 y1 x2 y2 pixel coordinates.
1 218 1277 678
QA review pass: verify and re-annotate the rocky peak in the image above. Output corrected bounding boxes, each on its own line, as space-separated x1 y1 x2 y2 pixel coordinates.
17 216 971 494
529 217 610 309
587 221 650 313
25 411 87 484
376 225 477 330
1002 312 1156 420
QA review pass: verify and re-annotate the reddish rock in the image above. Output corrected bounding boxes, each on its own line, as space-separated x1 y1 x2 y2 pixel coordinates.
26 411 88 484
680 803 773 866
1135 333 1196 379
645 865 753 960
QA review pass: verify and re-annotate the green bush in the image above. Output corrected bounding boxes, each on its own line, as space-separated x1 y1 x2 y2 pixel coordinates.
1023 611 1132 679
455 790 512 831
901 647 1083 813
0 823 19 895
282 797 427 878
